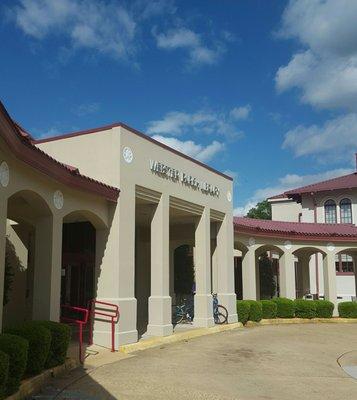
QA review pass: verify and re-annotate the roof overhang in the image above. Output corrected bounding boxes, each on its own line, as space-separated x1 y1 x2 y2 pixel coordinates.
0 102 120 202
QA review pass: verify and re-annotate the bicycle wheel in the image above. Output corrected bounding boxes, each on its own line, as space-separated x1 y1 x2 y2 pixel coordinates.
215 305 228 324
173 307 184 325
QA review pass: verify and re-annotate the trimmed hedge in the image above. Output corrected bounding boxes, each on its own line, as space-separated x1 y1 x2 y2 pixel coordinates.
0 351 9 400
30 321 71 368
272 298 295 318
260 300 277 319
7 322 51 375
0 334 28 395
237 300 250 325
315 300 334 318
294 299 317 319
247 300 262 322
338 301 357 318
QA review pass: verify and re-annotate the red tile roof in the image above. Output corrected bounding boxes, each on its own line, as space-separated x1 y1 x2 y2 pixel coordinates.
0 102 120 202
268 193 287 200
269 172 357 202
234 217 357 241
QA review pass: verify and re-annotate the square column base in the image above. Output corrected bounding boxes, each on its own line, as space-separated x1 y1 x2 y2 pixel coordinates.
194 294 215 327
147 296 173 336
218 293 238 323
92 297 138 348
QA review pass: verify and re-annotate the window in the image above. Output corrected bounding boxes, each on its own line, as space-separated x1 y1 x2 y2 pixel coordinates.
324 200 337 223
340 198 352 224
335 254 354 274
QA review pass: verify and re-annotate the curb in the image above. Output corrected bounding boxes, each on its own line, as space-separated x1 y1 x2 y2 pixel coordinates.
6 358 80 400
120 322 243 354
246 317 357 327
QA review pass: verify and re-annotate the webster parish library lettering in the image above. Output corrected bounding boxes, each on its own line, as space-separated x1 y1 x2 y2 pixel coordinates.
150 159 220 197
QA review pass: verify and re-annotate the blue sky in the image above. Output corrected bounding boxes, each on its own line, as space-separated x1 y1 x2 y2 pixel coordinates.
1 0 357 214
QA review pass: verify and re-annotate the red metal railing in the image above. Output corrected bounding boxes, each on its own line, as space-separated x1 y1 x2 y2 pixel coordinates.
60 304 89 363
88 299 120 352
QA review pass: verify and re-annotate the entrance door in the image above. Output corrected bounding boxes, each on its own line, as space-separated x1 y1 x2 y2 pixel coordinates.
61 259 94 308
61 221 96 309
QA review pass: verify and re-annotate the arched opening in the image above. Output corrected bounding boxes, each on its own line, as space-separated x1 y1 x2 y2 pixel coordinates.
255 245 283 300
61 210 107 309
3 190 52 328
293 247 327 299
324 199 337 224
234 241 248 300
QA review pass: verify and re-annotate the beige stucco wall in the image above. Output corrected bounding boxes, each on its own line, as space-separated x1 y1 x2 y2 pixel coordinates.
270 198 302 222
38 125 235 346
0 135 112 331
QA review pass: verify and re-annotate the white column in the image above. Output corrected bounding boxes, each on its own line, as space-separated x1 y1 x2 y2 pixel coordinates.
242 246 256 300
32 214 63 321
279 251 296 299
216 214 238 323
147 194 173 336
0 199 7 331
301 255 311 296
255 257 260 300
94 190 138 348
323 251 338 316
194 207 214 327
169 244 175 303
353 255 357 298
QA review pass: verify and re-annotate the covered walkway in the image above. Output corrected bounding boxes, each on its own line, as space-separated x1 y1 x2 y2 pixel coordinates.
234 217 357 313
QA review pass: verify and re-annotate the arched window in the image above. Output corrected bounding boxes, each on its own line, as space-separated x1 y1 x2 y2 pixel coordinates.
340 198 352 224
324 200 337 223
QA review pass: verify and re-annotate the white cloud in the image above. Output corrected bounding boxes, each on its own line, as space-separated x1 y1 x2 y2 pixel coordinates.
10 1 233 67
10 0 137 60
147 107 249 139
234 168 353 216
153 26 225 67
151 135 224 162
230 105 251 121
276 0 357 111
282 113 357 162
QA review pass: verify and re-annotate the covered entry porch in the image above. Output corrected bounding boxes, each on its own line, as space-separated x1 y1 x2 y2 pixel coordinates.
234 217 357 313
134 186 237 338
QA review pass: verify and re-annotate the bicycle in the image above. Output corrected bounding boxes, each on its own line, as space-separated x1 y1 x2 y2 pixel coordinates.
172 298 194 325
212 293 228 324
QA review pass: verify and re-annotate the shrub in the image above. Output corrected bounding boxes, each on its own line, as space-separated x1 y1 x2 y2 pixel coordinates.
338 302 357 318
0 351 9 400
272 298 295 318
0 334 28 395
294 299 317 319
30 321 71 368
260 300 277 319
237 300 251 325
247 300 262 322
7 322 51 375
315 300 334 318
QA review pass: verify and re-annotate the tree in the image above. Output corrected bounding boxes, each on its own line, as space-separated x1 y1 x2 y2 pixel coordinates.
259 253 276 299
246 200 271 220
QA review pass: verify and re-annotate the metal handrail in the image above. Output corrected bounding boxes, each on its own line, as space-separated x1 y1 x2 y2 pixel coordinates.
89 299 120 352
60 304 89 363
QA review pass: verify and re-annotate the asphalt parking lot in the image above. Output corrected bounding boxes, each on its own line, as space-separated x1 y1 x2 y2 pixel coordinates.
34 323 357 400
